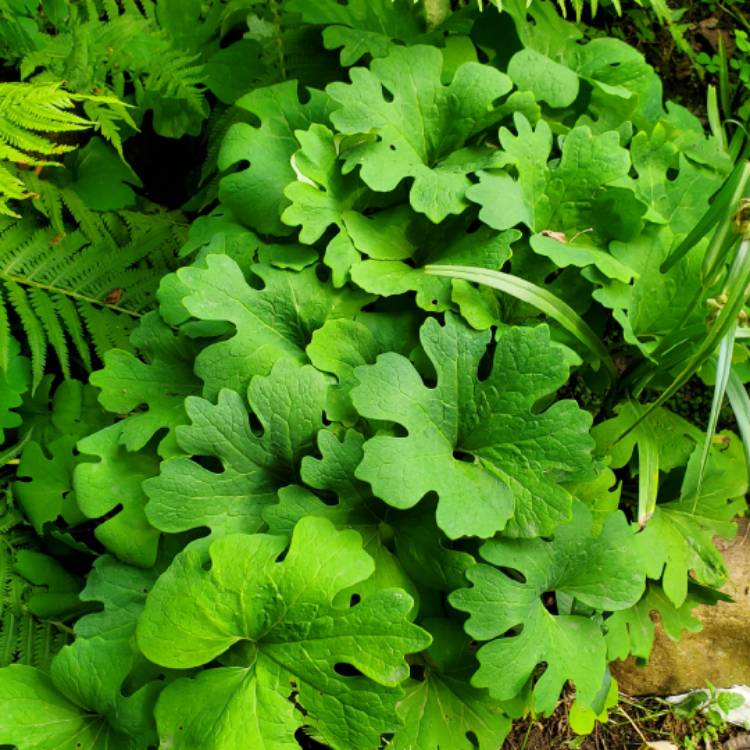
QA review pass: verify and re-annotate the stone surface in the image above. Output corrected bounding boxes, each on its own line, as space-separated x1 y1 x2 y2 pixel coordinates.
613 518 750 696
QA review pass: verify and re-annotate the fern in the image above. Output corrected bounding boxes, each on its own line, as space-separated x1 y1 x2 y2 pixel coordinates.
19 1 221 138
0 210 186 388
0 487 70 669
0 81 135 216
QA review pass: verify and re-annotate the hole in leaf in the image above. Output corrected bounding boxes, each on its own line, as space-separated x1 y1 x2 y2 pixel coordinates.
452 450 473 463
296 84 312 105
410 663 426 681
333 662 364 677
349 593 361 606
466 730 480 748
381 84 395 103
246 269 265 290
465 217 482 233
499 567 527 584
391 423 409 438
295 728 329 749
193 454 223 473
288 689 308 715
476 335 496 382
247 411 263 437
542 591 558 614
666 166 679 181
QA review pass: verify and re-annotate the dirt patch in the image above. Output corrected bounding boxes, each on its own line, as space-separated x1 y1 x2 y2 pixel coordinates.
504 692 747 749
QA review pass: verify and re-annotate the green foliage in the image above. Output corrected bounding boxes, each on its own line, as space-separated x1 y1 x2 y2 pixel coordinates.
0 1 747 748
0 206 185 389
0 81 133 216
0 489 79 669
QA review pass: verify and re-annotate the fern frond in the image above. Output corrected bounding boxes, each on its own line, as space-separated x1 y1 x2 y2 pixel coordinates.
29 288 70 380
0 82 135 215
19 1 215 138
0 164 27 217
5 281 46 390
0 211 184 384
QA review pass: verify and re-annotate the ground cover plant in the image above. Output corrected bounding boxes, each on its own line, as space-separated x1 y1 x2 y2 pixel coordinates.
0 1 748 748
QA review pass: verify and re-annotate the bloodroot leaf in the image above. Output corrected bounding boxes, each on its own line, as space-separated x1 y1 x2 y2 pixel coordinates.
145 360 328 538
391 619 511 750
218 81 334 235
328 45 511 222
137 516 430 750
176 255 368 398
74 422 161 568
449 502 646 714
0 556 162 750
350 313 595 539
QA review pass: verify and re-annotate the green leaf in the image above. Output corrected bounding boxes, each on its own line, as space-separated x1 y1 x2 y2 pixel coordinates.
328 45 512 222
137 517 431 749
637 434 747 606
530 233 634 284
176 255 368 397
0 554 161 750
351 313 595 538
391 619 511 750
468 115 631 234
282 123 368 244
69 137 142 211
74 422 161 567
307 311 420 423
145 360 328 538
0 664 132 750
592 402 700 472
13 550 82 618
90 312 202 458
0 336 30 442
605 583 725 662
467 114 552 232
15 379 112 534
218 81 334 235
450 501 646 714
507 48 579 109
287 0 426 66
204 40 264 105
425 265 616 376
349 217 517 317
266 429 420 606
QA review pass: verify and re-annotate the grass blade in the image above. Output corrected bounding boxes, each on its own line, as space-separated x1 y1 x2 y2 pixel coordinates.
692 326 736 506
637 428 659 528
616 236 750 444
726 365 750 483
424 264 616 377
707 84 726 153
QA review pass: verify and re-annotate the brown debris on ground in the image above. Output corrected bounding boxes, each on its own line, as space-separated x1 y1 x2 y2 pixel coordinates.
503 692 747 749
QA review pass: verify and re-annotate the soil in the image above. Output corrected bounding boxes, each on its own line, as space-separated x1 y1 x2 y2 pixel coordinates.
503 692 748 749
584 0 745 121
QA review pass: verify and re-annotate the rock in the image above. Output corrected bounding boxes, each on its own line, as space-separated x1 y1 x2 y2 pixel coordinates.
613 518 750 696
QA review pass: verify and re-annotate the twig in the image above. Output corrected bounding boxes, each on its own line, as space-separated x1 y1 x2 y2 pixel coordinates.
617 705 649 746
